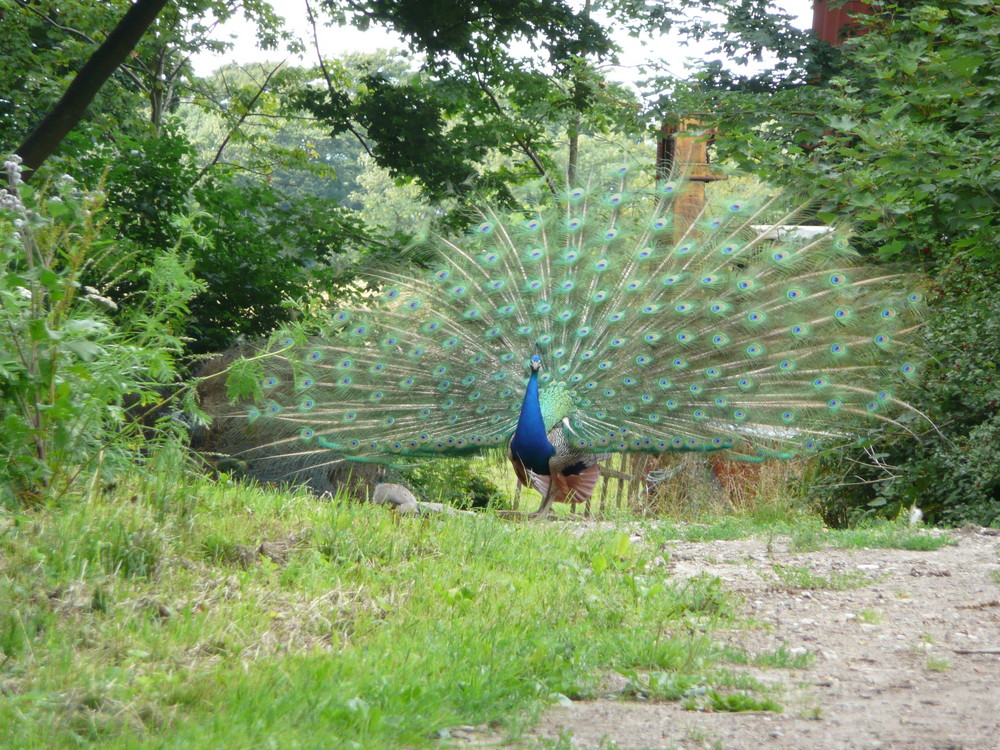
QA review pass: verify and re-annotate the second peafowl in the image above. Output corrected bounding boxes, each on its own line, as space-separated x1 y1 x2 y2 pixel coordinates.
224 161 925 515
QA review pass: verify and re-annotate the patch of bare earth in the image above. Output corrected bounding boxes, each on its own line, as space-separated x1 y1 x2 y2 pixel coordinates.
526 526 999 749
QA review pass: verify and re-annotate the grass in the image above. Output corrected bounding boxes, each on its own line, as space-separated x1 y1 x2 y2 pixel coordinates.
790 518 955 553
769 564 880 592
0 468 777 748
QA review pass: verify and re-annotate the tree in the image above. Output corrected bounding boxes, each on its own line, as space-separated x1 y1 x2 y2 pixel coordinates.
15 0 169 176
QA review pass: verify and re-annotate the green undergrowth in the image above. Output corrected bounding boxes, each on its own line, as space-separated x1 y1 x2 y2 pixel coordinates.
0 472 775 749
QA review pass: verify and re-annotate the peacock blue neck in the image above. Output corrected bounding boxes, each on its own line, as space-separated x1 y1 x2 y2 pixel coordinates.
509 367 556 475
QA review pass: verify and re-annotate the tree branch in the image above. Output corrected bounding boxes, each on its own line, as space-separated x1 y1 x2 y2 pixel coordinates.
15 0 170 177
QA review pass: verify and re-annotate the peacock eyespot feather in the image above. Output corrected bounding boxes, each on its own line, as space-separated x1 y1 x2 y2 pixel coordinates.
748 311 766 323
690 384 702 393
516 325 533 336
299 378 313 388
399 377 415 387
829 273 846 285
524 247 544 261
881 308 896 319
720 243 739 255
405 300 421 311
623 405 635 413
675 243 694 255
604 228 619 241
537 334 553 345
712 334 729 346
666 400 678 409
737 279 753 291
307 351 322 361
585 381 598 389
747 345 763 357
659 180 677 194
450 285 468 296
772 251 788 262
672 358 687 369
382 336 398 347
782 411 795 422
409 347 425 358
677 331 694 343
675 302 693 313
828 398 842 410
787 288 804 300
559 280 575 292
524 218 541 230
734 409 747 420
443 337 459 348
610 338 626 347
569 187 585 200
595 258 610 271
526 279 543 291
779 360 795 370
636 355 652 365
658 378 672 389
729 201 745 212
715 397 727 406
300 428 314 440
706 367 722 378
645 332 662 343
493 371 508 381
901 363 917 376
738 378 754 390
578 327 592 338
566 218 582 230
593 291 608 302
264 377 278 387
434 269 450 281
339 376 352 386
651 217 669 230
830 343 847 355
476 221 493 234
663 274 682 285
598 361 613 370
834 308 850 319
267 404 281 414
813 377 829 388
791 324 809 336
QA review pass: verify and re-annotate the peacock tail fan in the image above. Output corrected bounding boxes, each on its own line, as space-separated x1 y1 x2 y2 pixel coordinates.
223 161 927 478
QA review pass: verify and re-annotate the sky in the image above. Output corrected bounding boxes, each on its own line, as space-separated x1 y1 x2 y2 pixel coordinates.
191 0 816 86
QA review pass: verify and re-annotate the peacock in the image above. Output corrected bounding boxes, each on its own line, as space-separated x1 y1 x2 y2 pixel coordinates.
219 161 925 516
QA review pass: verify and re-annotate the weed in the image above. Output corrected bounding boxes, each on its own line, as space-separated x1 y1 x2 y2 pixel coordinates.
770 564 879 591
858 608 883 624
926 656 950 671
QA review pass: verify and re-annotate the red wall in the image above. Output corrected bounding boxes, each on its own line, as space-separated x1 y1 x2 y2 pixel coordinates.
812 1 873 44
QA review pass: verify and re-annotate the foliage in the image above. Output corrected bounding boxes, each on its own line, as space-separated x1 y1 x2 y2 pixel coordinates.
401 457 507 509
0 157 202 505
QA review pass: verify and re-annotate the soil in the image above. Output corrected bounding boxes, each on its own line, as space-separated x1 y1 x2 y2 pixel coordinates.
465 524 1000 750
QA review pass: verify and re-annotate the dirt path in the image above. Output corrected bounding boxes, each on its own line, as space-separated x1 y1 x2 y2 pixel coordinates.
526 525 1000 750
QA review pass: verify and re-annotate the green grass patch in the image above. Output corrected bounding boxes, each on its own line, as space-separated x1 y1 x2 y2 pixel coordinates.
769 564 879 591
0 474 752 748
790 519 955 553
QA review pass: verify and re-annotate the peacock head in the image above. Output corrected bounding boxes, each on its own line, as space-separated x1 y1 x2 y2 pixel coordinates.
529 353 543 373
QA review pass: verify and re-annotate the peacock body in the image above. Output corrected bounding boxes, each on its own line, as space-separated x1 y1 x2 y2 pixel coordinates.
225 162 924 514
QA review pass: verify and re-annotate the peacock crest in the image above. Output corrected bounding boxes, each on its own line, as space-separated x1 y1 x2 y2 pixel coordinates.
221 161 926 512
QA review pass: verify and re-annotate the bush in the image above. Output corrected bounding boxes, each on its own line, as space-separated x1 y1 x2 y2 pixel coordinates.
0 157 202 505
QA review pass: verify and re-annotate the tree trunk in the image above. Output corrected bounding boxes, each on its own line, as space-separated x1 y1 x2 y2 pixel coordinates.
15 0 170 178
